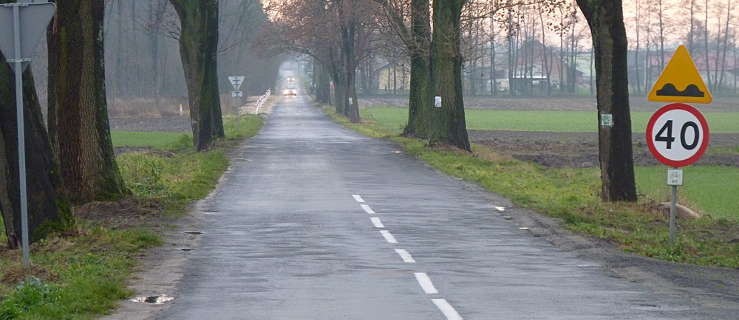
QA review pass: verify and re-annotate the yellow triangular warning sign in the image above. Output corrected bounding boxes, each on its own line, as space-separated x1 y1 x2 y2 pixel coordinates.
648 45 713 104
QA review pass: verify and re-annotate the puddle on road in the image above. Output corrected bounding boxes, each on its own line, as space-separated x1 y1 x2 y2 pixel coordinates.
184 231 204 235
180 248 194 252
131 294 175 305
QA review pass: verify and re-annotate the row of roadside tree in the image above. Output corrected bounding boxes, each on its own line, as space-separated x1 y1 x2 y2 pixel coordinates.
0 0 228 248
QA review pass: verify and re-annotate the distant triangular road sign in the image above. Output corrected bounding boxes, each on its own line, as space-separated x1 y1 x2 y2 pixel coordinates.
228 76 245 91
648 45 712 104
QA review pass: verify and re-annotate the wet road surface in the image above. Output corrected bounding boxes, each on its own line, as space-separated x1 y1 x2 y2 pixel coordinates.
158 95 728 319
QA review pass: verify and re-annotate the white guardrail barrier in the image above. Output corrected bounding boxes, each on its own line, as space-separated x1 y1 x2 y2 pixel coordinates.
255 89 271 114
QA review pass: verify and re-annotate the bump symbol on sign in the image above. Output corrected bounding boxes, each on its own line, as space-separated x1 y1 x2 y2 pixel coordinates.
648 45 712 104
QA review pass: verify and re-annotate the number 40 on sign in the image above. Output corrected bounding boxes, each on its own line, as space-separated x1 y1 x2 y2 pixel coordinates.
646 103 710 168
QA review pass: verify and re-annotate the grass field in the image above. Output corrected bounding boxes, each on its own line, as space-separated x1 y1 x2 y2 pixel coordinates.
363 107 739 133
328 107 738 268
636 166 739 220
112 131 190 149
0 115 264 319
363 106 739 221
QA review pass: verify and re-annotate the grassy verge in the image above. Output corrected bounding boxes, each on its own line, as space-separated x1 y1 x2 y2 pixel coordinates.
111 131 190 150
636 166 739 220
363 107 739 133
327 107 738 268
0 115 264 319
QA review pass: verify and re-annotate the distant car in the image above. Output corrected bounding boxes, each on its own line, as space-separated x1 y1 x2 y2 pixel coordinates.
283 87 297 96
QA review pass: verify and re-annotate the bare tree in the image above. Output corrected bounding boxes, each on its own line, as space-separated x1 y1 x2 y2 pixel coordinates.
170 0 225 151
576 0 637 202
48 0 128 203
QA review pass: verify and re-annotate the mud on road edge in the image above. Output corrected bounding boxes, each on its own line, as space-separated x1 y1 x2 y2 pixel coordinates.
101 124 267 320
100 188 211 319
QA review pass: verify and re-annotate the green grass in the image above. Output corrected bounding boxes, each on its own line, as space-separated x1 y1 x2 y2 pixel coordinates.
117 149 229 213
327 107 738 268
0 115 264 319
0 228 162 320
363 107 739 133
111 131 190 150
116 115 265 212
636 166 739 220
110 115 263 151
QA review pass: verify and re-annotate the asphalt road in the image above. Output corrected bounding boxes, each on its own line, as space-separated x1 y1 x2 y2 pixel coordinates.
157 95 731 319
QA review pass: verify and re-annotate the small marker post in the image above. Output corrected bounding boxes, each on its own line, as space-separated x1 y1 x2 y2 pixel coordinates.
666 168 683 244
669 182 678 244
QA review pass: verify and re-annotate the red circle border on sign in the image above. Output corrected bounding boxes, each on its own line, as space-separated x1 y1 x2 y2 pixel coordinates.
645 103 710 168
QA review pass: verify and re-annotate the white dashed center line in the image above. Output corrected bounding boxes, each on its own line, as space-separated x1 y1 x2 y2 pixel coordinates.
394 249 416 263
379 230 398 244
353 194 462 319
432 299 463 320
360 204 376 214
370 217 385 228
414 272 439 294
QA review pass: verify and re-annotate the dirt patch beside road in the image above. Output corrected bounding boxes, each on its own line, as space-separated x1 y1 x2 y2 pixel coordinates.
470 130 739 168
110 116 191 133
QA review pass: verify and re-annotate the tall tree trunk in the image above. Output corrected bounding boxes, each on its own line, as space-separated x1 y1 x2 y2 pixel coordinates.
403 0 432 138
490 13 497 96
703 0 712 91
115 0 123 102
539 7 552 96
170 0 225 151
576 0 637 202
0 55 72 248
634 0 641 94
658 0 665 70
644 7 652 94
316 61 331 104
717 0 732 91
688 0 695 53
48 0 128 203
429 0 470 151
340 9 360 123
330 56 347 115
508 11 516 96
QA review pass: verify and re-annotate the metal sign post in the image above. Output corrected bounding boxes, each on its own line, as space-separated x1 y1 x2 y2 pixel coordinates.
647 45 713 245
12 3 30 269
666 168 683 243
646 104 709 245
0 1 56 268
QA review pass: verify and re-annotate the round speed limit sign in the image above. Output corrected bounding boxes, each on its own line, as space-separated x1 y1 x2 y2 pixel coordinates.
646 103 710 167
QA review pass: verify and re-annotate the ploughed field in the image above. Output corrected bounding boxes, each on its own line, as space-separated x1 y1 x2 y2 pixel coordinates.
360 96 739 169
468 130 739 168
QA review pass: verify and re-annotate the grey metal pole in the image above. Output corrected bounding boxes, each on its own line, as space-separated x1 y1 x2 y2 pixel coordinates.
669 184 678 244
12 4 30 268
